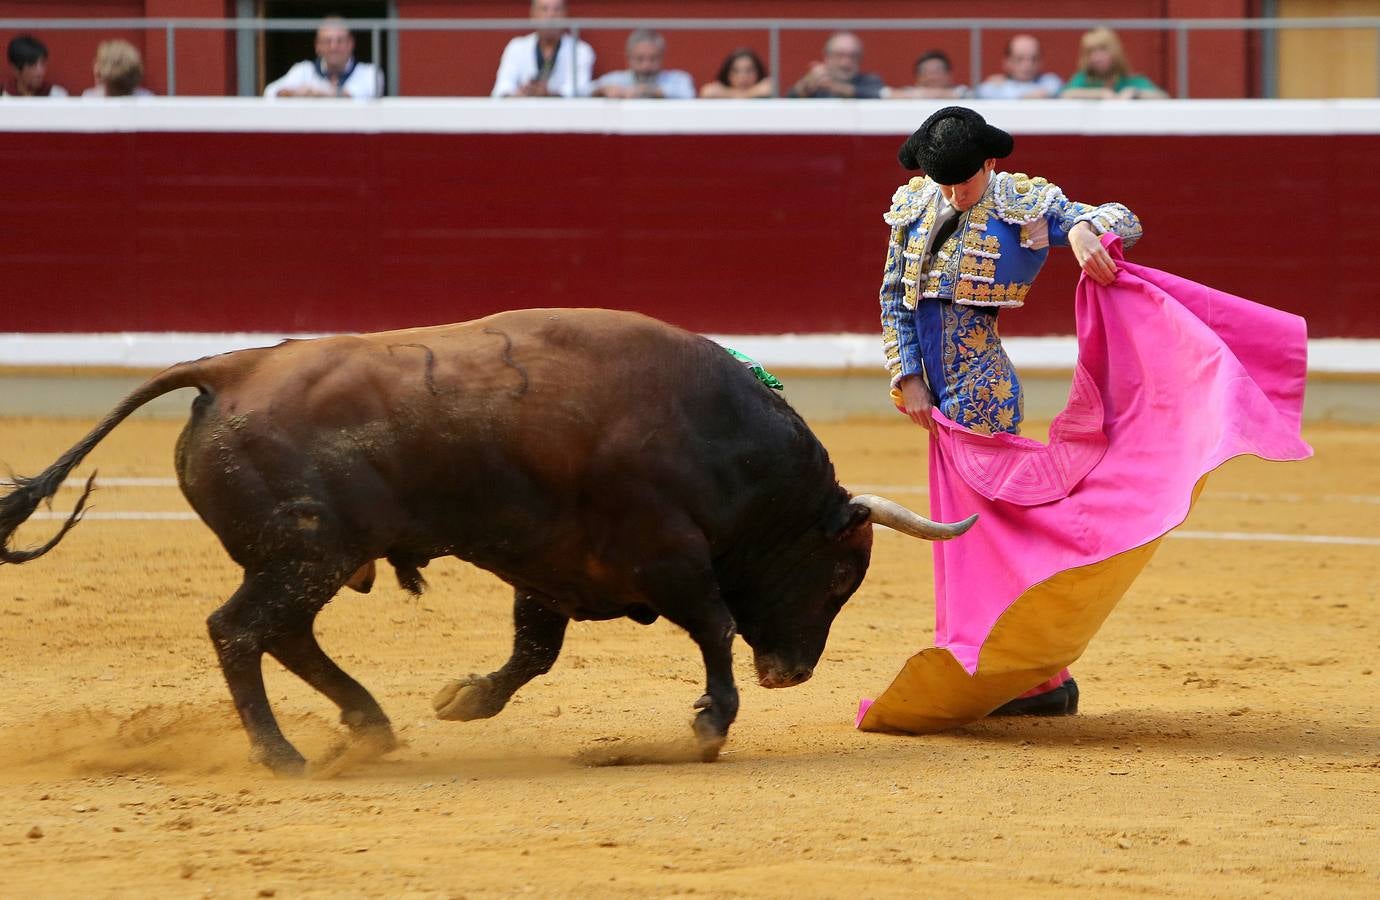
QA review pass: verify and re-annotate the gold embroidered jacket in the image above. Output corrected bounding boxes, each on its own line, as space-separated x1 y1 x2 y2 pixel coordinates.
879 172 1141 386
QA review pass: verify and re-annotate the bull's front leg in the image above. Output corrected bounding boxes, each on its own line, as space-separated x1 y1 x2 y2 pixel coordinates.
433 589 568 722
687 610 740 762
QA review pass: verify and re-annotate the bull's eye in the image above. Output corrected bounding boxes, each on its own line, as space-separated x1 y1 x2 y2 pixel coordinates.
832 561 858 596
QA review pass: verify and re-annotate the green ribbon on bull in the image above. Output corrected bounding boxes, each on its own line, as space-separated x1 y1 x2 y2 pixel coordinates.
723 347 785 392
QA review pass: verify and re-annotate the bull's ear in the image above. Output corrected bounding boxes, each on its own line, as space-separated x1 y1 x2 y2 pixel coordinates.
826 502 871 540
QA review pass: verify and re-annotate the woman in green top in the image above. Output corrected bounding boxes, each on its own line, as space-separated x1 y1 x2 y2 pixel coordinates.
1060 27 1168 99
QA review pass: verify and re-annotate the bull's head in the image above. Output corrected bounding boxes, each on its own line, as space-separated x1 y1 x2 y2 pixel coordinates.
737 494 976 690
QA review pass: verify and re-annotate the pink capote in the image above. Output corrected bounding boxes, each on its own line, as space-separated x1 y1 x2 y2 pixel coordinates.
857 235 1312 731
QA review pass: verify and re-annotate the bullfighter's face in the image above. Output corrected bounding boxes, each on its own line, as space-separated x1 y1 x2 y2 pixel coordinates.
939 159 995 211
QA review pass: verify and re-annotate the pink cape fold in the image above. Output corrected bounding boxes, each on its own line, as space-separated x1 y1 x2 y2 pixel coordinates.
858 234 1312 731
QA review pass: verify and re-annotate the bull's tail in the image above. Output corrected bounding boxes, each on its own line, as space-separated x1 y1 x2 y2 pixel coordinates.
0 360 211 564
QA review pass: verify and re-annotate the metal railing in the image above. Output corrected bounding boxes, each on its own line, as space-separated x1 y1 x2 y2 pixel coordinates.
4 15 1379 99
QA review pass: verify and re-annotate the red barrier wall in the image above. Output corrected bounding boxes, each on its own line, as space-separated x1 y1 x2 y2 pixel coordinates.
2 129 1371 337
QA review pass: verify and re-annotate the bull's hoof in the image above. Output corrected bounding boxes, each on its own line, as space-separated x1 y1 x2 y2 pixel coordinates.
251 743 308 778
432 674 504 721
307 725 399 779
691 711 728 763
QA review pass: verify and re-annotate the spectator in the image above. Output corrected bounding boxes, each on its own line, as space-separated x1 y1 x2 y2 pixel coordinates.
1060 28 1168 99
591 29 694 99
4 34 67 97
492 0 594 98
82 40 153 97
787 31 883 99
883 50 968 99
974 34 1062 100
699 48 772 99
263 17 383 99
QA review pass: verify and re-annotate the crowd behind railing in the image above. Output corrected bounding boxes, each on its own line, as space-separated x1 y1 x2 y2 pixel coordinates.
5 4 1182 102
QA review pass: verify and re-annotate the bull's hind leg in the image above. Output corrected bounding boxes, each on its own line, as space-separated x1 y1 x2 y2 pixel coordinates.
433 588 568 721
266 627 398 773
209 568 395 776
207 576 322 775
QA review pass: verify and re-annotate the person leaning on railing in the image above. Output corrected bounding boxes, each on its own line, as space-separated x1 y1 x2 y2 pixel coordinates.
973 34 1062 100
1059 27 1167 100
492 0 594 98
590 29 694 99
787 31 884 99
882 50 970 100
82 40 153 98
263 16 383 100
4 34 68 97
698 47 773 99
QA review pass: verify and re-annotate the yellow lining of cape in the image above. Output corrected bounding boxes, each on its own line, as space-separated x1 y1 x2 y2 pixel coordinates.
858 477 1208 733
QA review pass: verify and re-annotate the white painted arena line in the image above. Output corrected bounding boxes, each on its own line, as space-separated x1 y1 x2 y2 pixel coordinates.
22 509 1380 547
1168 530 1380 547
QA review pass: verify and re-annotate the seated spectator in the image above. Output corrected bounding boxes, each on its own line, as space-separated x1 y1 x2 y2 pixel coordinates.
699 48 772 99
883 50 968 99
1060 27 1168 100
787 31 883 99
974 34 1062 99
4 34 67 97
263 17 383 99
492 0 594 98
82 40 153 97
591 29 694 99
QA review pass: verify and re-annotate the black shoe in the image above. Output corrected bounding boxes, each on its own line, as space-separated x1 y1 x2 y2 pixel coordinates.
989 677 1080 717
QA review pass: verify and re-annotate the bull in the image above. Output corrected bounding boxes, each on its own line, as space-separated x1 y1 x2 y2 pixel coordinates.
0 309 973 774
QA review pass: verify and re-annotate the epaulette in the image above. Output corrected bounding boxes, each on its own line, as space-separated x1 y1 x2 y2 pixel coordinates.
883 176 937 227
991 172 1065 225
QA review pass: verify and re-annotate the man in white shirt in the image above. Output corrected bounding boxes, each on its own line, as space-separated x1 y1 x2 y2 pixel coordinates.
492 0 595 98
264 17 383 100
590 29 694 99
973 34 1062 100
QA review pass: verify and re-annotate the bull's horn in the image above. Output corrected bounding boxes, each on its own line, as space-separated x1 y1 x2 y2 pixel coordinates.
850 494 977 541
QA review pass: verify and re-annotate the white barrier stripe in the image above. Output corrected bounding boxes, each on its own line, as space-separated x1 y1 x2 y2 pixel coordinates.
1168 530 1380 547
3 333 1379 374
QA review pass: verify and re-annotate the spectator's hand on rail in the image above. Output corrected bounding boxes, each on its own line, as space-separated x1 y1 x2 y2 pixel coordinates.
1069 222 1118 286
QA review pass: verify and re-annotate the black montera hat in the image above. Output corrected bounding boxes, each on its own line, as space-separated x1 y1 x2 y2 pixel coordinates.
897 106 1015 184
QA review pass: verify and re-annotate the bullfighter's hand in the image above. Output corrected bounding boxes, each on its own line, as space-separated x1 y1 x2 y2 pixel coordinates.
1069 221 1118 286
897 375 935 434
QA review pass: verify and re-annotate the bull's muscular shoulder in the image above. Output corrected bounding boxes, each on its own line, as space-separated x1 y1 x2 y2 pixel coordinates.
883 175 937 227
991 171 1066 225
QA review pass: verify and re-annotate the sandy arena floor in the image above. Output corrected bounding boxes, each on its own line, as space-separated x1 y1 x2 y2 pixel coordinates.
1 413 1377 898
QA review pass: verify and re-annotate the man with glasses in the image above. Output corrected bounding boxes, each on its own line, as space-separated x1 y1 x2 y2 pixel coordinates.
787 32 883 99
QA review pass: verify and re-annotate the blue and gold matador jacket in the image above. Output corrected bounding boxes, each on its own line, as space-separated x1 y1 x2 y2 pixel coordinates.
879 172 1142 391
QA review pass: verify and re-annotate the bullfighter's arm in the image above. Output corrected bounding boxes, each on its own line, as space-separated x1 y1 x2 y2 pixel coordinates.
879 224 925 390
1046 193 1143 250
